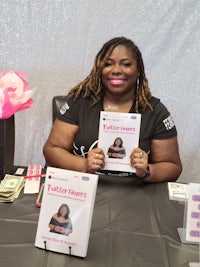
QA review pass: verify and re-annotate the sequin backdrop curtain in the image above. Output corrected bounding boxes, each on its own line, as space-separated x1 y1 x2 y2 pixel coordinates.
0 0 200 182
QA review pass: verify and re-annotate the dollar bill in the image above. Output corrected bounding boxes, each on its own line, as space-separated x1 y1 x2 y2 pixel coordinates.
0 174 25 202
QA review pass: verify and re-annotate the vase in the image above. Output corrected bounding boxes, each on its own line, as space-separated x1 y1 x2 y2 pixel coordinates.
0 115 15 180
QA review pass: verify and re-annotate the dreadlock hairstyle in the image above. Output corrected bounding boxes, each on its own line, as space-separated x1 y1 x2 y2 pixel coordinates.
68 37 152 112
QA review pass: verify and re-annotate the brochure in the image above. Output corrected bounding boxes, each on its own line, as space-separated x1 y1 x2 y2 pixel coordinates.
98 111 141 173
35 167 99 257
185 183 200 243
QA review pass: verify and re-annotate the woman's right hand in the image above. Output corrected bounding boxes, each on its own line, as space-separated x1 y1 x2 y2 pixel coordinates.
87 148 105 173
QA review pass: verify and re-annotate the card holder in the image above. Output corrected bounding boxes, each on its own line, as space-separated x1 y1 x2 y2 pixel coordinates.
35 183 44 208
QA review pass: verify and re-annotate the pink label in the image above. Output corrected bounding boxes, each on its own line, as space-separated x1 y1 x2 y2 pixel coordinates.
192 195 200 202
189 230 200 237
191 212 200 219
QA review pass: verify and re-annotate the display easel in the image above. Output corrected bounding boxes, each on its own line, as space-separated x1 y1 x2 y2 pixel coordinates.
176 183 200 267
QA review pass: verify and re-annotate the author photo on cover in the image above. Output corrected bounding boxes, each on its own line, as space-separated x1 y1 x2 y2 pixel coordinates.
107 137 126 159
49 203 73 236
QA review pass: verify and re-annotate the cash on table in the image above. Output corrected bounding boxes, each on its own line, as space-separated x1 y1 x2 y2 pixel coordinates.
0 174 25 202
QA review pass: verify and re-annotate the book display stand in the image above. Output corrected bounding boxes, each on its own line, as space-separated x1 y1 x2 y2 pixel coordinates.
42 239 72 255
177 204 198 245
171 183 200 267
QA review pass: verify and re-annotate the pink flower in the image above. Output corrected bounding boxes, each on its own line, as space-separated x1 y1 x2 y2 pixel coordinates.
0 71 33 119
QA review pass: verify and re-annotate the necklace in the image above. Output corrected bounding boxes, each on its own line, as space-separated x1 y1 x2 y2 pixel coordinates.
104 104 119 110
103 98 133 111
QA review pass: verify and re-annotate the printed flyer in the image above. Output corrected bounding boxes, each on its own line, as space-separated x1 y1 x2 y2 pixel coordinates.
35 167 99 257
98 111 141 173
185 183 200 243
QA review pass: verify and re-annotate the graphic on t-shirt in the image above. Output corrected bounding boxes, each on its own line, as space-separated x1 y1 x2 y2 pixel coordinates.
49 203 73 236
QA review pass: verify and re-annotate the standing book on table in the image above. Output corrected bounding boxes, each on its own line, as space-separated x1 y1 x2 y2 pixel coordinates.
98 111 141 173
35 167 99 257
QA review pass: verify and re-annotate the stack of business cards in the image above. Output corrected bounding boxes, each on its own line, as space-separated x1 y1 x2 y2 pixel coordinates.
168 182 188 202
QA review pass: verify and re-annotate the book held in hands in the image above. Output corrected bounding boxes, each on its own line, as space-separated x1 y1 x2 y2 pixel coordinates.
35 167 99 257
98 111 141 173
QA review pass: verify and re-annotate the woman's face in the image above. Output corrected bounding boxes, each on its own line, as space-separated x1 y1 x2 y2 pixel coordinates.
101 45 139 98
60 205 68 216
115 138 121 146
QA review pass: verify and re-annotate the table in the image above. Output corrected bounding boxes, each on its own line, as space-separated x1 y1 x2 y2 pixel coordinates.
0 174 199 267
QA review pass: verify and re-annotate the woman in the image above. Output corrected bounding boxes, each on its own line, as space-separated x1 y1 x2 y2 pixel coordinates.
43 37 182 183
107 137 126 159
49 204 72 235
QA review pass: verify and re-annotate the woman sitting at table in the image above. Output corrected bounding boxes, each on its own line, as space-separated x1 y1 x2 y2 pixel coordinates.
43 36 182 183
49 203 72 236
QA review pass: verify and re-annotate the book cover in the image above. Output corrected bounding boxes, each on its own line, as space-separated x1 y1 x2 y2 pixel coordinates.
35 167 99 257
98 111 141 173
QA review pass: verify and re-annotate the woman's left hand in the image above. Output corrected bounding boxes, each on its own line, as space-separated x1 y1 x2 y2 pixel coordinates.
130 148 149 178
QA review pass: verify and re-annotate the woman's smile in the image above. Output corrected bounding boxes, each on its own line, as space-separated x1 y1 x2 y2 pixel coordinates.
102 45 139 97
108 78 127 86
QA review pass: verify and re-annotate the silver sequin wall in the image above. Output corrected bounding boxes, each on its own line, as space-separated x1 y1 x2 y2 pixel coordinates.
0 0 200 182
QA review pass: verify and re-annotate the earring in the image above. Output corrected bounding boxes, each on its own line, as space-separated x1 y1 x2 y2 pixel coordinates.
136 77 140 94
98 77 102 90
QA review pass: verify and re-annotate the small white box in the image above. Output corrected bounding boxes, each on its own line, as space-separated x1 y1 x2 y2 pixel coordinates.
168 182 188 202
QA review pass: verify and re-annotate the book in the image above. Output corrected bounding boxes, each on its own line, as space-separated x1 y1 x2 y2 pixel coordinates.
98 111 141 173
35 167 99 257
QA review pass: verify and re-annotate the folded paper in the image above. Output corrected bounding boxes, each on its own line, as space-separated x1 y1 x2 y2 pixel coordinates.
0 71 33 119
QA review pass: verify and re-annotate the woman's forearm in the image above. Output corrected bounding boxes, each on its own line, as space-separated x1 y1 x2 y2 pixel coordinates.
44 146 88 172
140 161 182 183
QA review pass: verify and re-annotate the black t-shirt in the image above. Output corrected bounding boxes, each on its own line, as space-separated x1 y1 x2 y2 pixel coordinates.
57 94 177 175
49 217 72 235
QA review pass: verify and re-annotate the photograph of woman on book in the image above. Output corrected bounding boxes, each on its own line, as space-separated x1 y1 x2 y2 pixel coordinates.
107 137 126 159
49 203 73 236
43 36 182 183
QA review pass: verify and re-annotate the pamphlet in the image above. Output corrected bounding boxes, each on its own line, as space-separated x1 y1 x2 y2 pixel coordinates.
185 183 200 243
98 111 141 173
35 167 99 257
24 164 41 194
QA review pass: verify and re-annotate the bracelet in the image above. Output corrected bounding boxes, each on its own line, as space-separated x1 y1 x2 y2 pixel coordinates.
142 165 151 180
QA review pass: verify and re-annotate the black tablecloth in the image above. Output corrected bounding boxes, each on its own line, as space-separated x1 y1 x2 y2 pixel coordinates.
0 175 198 267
